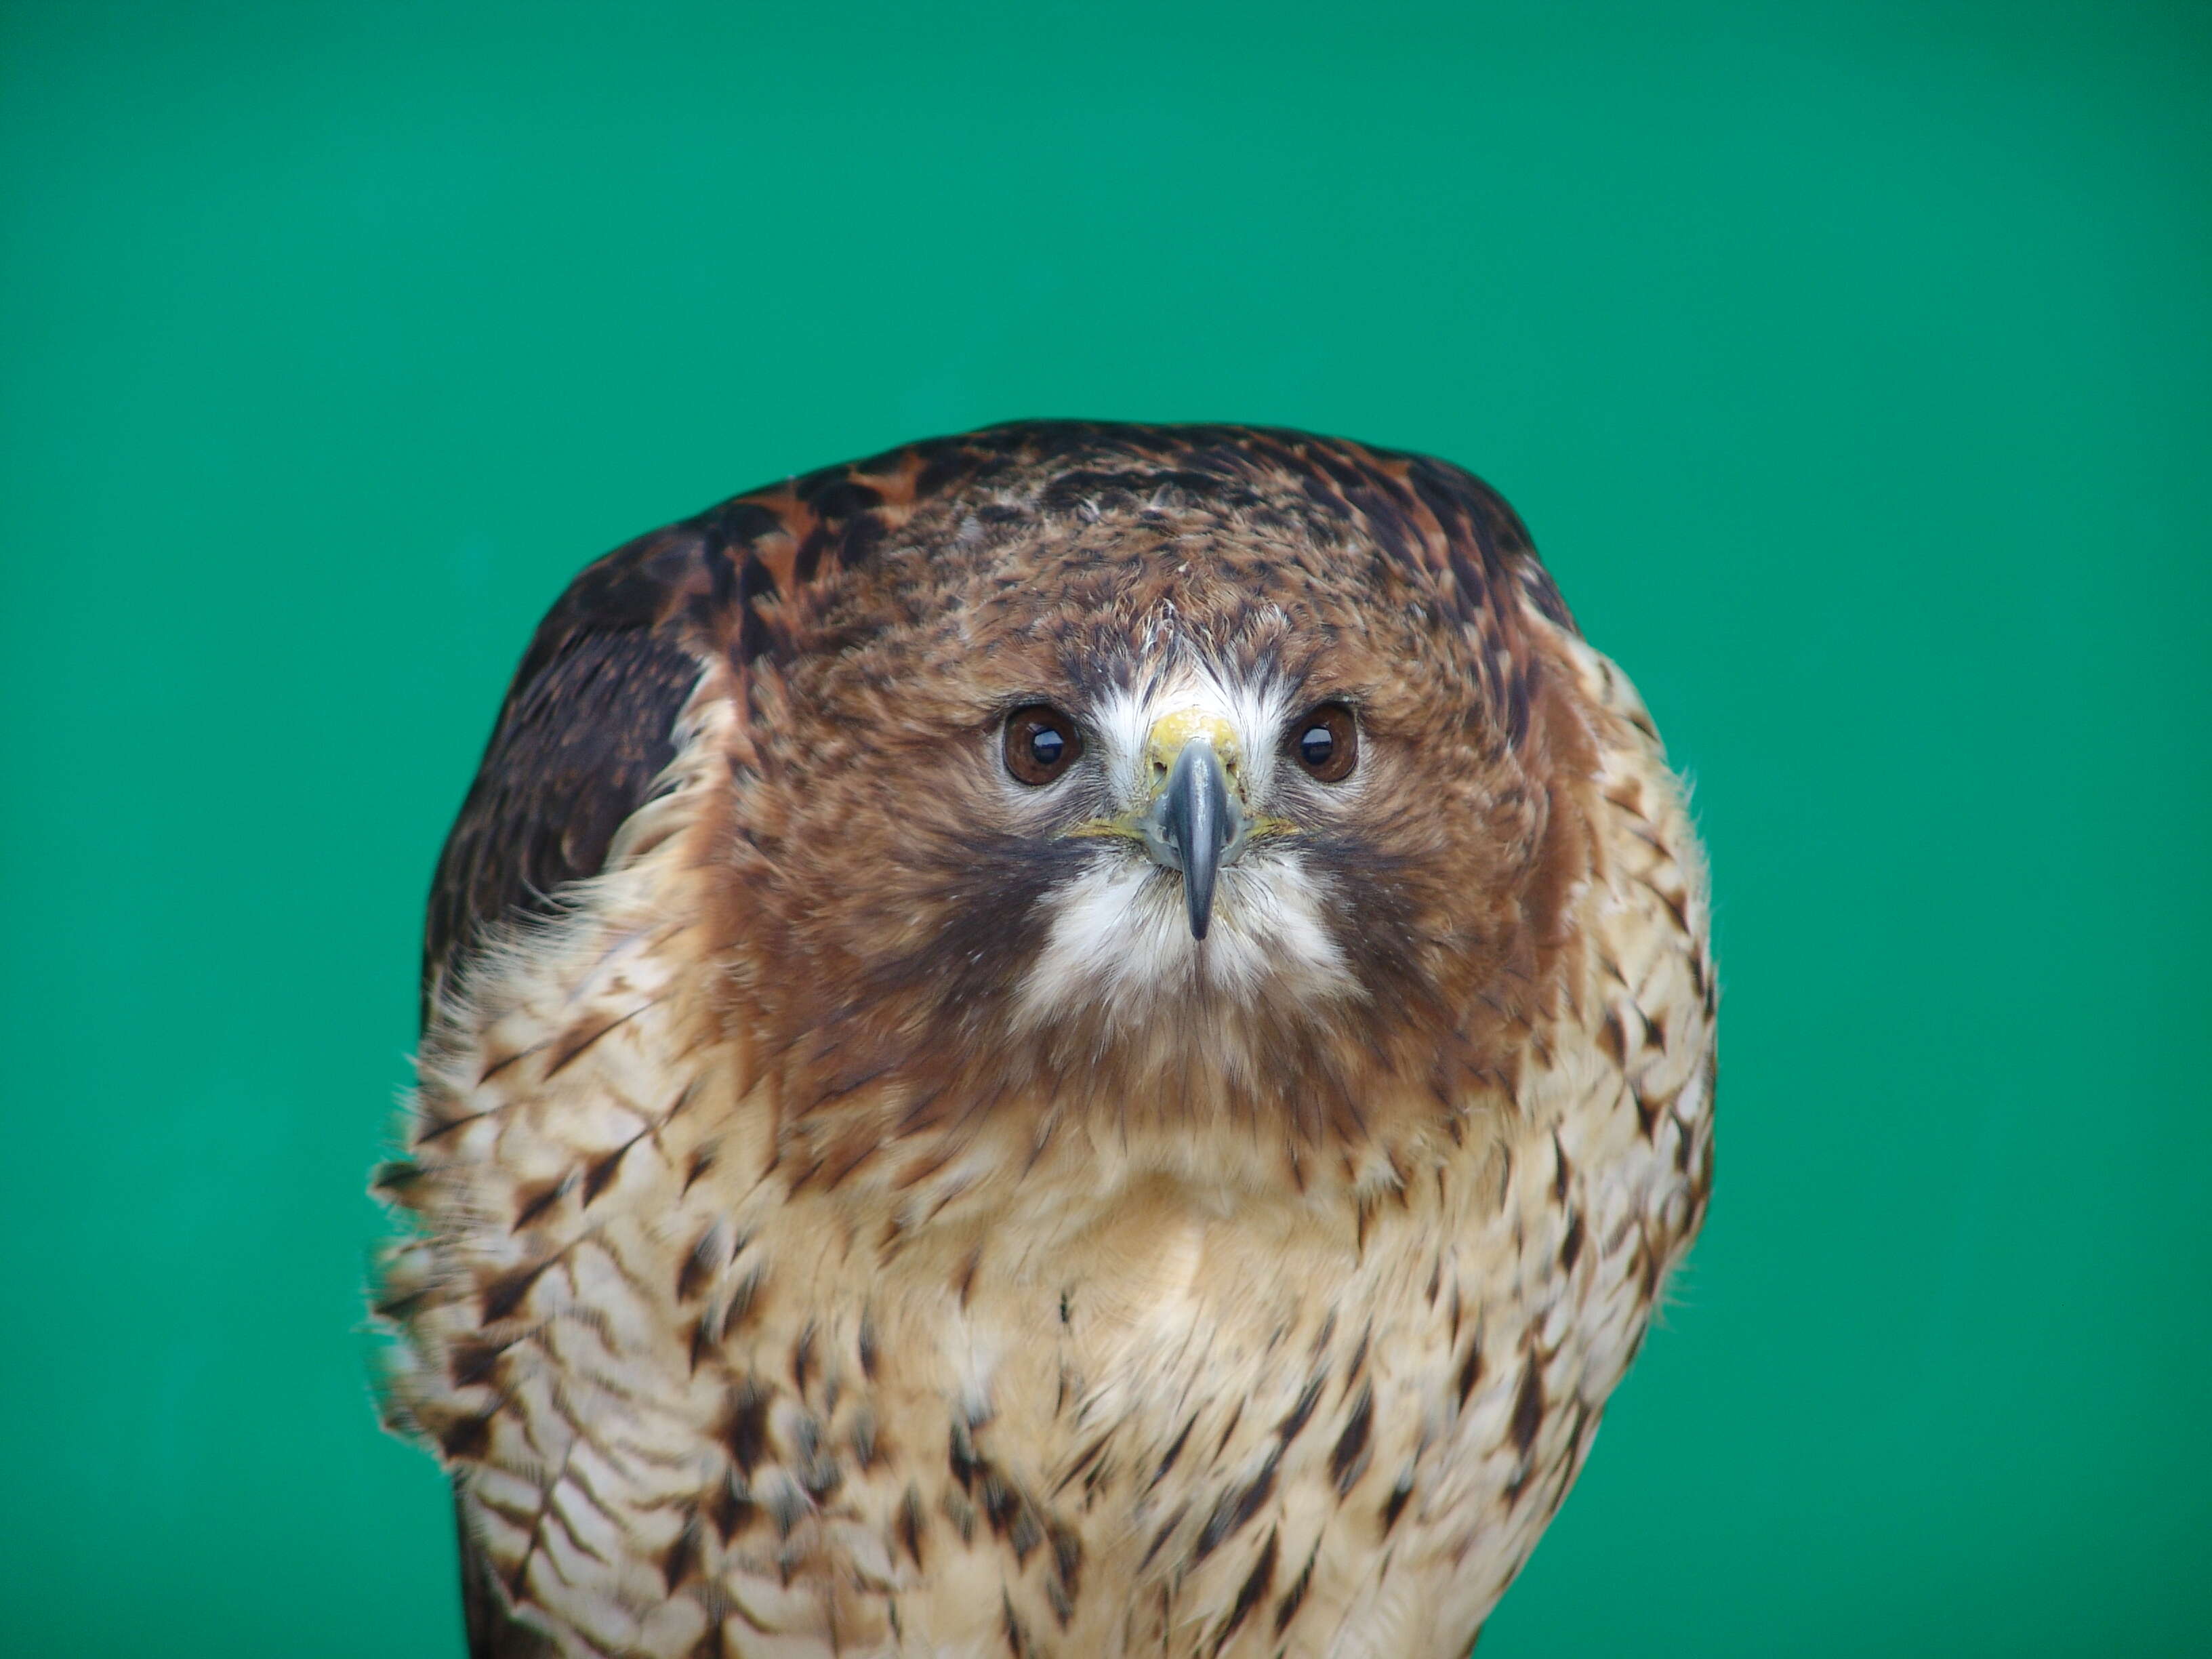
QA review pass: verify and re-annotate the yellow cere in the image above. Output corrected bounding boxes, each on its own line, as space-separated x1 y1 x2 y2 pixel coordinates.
1059 709 1301 842
1145 709 1241 778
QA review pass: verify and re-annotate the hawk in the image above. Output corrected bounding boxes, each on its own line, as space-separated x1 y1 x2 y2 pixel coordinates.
376 422 1715 1659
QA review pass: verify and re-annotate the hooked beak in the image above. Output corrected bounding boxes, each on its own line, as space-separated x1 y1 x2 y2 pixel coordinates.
1134 716 1247 939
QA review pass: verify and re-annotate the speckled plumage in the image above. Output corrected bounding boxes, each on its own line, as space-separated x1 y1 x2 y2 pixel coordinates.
376 422 1715 1659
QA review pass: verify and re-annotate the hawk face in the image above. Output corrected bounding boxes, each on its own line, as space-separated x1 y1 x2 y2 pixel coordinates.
730 510 1569 1145
1002 655 1370 1025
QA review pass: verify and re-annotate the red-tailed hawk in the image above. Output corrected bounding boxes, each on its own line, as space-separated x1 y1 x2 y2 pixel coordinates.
376 422 1715 1658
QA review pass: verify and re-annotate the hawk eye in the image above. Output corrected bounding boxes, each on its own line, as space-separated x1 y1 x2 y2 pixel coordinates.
1290 703 1358 783
1003 705 1083 786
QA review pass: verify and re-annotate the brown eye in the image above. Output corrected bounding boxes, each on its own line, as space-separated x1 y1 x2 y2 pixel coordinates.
1004 705 1083 785
1290 703 1358 783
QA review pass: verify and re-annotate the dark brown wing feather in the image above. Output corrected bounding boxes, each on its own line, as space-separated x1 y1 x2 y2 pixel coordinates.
414 421 1574 1654
418 516 730 1020
422 624 703 1018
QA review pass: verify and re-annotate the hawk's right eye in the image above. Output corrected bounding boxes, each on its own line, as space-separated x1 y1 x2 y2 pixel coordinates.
1004 705 1083 785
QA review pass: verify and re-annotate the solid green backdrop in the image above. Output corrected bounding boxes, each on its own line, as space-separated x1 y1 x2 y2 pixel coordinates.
2 2 2206 1653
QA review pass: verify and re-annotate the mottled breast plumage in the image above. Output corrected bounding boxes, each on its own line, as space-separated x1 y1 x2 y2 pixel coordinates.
377 420 1715 1659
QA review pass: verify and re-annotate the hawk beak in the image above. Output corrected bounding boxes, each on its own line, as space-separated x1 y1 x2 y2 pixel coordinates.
1134 713 1247 940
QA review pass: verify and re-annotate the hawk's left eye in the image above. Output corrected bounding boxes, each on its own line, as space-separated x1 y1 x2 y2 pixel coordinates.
1004 705 1084 785
1289 703 1358 783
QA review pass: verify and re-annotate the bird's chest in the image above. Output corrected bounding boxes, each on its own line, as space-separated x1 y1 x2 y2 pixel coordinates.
623 1097 1682 1656
419 1029 1706 1659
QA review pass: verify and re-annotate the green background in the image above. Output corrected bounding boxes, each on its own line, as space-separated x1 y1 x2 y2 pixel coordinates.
3 2 2206 1652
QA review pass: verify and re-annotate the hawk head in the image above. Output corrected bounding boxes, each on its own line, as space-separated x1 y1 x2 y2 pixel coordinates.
709 428 1593 1149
